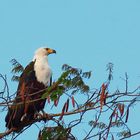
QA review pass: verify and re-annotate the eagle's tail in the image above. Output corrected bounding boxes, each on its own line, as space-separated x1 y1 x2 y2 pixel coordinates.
5 105 36 132
5 106 24 130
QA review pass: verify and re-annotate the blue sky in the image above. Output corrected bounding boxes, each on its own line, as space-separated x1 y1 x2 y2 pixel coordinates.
0 0 140 139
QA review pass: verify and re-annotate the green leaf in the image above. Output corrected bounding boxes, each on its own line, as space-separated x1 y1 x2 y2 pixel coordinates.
11 75 20 82
10 59 24 74
82 71 92 79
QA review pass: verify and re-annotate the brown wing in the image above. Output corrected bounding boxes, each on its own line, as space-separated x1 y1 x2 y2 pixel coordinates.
5 61 47 131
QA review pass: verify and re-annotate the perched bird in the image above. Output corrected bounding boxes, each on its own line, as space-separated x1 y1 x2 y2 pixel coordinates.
5 47 56 132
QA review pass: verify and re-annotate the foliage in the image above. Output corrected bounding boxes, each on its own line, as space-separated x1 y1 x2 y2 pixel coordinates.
42 64 91 101
10 59 24 82
0 60 140 140
38 125 75 140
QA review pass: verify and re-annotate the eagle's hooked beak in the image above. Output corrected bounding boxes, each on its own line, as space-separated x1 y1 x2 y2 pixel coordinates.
46 48 56 54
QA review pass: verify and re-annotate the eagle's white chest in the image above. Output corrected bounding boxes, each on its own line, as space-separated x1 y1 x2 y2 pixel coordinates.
34 57 52 86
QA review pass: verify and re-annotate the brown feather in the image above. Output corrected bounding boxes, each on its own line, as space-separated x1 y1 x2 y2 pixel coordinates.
5 61 50 132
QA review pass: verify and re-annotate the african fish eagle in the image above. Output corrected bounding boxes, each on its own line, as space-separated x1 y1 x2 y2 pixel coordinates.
5 47 56 131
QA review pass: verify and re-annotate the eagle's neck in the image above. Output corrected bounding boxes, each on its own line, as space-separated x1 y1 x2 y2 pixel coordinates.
34 56 52 86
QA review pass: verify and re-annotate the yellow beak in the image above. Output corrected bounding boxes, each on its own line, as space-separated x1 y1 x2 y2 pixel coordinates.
46 48 56 54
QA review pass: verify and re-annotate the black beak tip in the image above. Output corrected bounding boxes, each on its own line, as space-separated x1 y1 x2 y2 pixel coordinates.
53 50 56 54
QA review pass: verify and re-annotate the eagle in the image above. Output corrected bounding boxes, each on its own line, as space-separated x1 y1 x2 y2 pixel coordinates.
5 47 56 132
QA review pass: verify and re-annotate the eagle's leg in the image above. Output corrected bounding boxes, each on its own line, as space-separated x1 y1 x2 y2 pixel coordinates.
39 110 48 122
34 112 41 119
41 110 46 118
41 110 53 120
34 110 46 120
34 110 52 122
33 110 46 123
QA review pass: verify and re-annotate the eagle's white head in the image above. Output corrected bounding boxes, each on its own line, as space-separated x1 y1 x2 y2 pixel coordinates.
33 47 56 86
33 47 56 60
